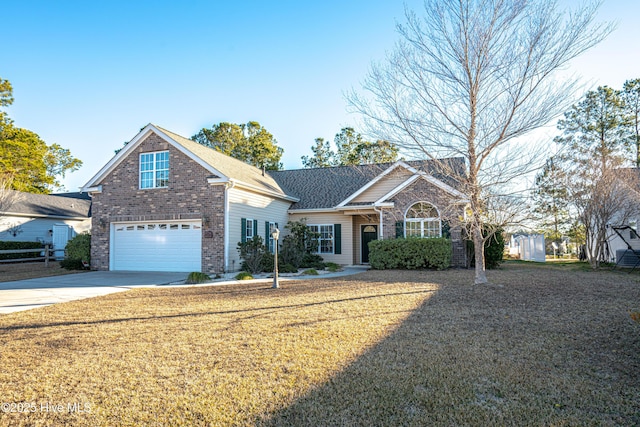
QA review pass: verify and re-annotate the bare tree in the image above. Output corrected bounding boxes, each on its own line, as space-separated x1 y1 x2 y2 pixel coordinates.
348 0 612 284
571 167 639 268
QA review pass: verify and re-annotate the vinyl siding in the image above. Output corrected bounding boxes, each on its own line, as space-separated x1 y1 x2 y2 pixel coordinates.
0 216 90 244
350 168 413 204
227 187 291 271
288 212 353 265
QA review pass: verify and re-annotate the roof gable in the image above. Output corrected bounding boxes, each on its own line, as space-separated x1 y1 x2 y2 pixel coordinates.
269 158 467 210
82 124 294 200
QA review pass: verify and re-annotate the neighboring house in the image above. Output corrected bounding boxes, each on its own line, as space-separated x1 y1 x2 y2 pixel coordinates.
81 124 469 273
0 191 91 257
595 168 640 265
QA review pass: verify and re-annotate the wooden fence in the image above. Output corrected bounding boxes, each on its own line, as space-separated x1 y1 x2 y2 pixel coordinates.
0 245 54 266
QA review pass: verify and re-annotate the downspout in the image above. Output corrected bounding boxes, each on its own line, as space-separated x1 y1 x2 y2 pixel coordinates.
224 180 235 273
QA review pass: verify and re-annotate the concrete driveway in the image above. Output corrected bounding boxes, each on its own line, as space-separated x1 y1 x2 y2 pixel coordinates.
0 271 188 314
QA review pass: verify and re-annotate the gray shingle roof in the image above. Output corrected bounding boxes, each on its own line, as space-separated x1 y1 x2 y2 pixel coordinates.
156 126 289 197
3 191 91 218
269 158 466 210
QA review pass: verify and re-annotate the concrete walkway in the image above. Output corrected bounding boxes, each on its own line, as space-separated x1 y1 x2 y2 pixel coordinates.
0 267 369 315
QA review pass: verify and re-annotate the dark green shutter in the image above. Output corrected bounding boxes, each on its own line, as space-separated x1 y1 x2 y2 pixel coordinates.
395 221 404 238
265 221 270 249
253 220 258 241
442 220 451 239
241 218 247 243
334 224 341 254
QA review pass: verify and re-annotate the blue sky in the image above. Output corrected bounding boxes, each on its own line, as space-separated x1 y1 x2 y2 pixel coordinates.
2 0 639 191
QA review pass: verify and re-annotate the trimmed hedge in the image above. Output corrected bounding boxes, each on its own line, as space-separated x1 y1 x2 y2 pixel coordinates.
368 238 452 270
0 241 43 260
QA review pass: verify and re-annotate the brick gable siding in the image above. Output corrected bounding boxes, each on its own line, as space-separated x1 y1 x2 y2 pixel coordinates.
382 178 467 267
90 132 225 272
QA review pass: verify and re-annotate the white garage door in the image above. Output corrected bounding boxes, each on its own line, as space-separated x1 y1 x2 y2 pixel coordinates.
112 221 202 272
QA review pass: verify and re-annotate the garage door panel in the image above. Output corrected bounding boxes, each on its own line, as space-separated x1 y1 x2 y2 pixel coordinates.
112 221 202 272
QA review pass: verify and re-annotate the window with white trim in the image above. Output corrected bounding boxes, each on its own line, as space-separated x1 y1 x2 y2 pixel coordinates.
268 221 276 253
405 202 441 238
309 224 334 254
140 151 169 189
245 219 254 239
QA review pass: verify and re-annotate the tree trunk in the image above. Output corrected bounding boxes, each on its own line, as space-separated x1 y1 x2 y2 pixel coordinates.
473 225 488 284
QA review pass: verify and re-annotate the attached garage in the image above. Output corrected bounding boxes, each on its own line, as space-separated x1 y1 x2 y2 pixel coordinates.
111 221 202 272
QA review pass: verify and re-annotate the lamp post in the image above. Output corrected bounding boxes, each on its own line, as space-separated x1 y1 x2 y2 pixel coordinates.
271 227 280 289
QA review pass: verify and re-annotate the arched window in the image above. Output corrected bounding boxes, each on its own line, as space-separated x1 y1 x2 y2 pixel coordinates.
405 202 441 238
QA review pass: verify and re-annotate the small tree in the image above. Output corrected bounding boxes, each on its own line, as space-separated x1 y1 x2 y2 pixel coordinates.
237 236 266 274
534 157 571 243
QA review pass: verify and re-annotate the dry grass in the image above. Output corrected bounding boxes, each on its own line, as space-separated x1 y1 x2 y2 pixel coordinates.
0 262 85 282
0 263 639 426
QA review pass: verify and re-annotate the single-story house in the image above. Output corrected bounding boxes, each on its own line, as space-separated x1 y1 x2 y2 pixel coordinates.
0 191 91 257
81 124 470 272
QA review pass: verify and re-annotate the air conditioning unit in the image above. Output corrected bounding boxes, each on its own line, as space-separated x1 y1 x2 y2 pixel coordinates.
616 249 640 268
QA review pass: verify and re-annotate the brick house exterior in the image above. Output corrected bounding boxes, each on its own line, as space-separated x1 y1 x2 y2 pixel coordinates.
382 177 467 267
82 124 469 272
89 133 226 272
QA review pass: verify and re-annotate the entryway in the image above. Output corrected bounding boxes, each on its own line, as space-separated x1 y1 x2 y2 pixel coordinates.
361 225 378 263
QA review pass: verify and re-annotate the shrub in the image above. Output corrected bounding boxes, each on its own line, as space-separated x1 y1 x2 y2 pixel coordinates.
235 271 253 280
280 263 298 273
466 226 505 269
185 272 211 284
280 235 304 268
325 262 341 272
302 269 319 275
368 238 452 270
59 258 85 270
301 253 325 269
279 219 322 268
260 253 275 273
0 241 43 261
62 233 91 270
237 236 266 274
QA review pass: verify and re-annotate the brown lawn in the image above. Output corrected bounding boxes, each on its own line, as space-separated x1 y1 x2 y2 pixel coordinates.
0 262 638 426
0 262 86 282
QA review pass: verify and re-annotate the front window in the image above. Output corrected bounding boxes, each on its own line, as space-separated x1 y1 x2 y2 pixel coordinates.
268 222 276 252
140 151 169 189
246 219 254 239
405 202 441 238
309 224 334 254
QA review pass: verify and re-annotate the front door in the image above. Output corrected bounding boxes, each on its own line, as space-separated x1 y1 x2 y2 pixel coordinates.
361 225 378 263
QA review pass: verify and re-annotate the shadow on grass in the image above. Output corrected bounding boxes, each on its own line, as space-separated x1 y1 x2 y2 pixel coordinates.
0 288 434 333
256 275 640 426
